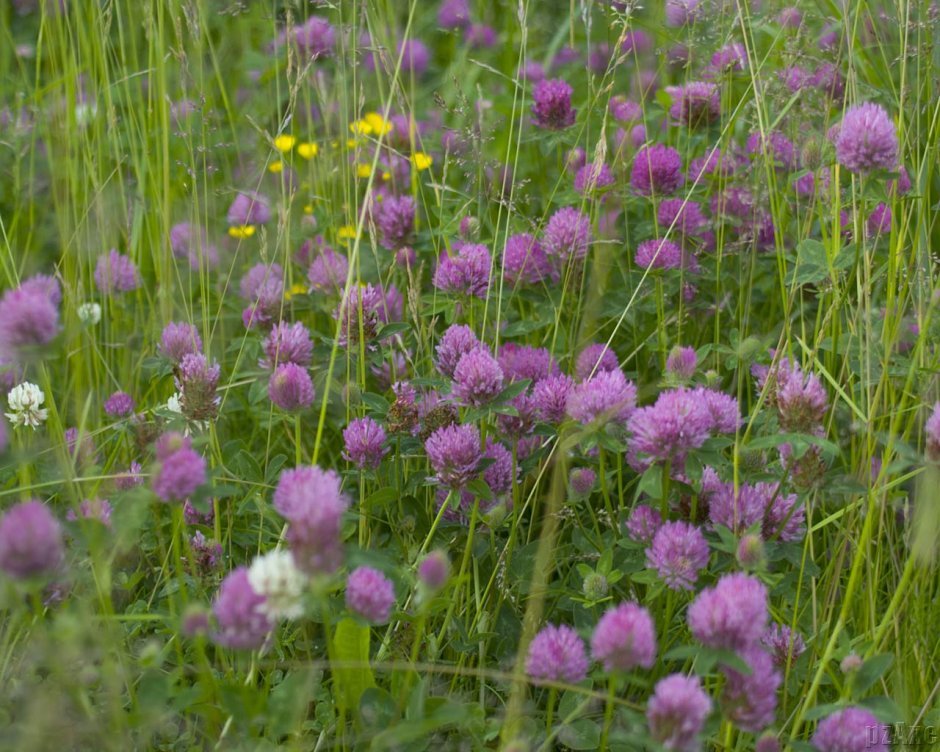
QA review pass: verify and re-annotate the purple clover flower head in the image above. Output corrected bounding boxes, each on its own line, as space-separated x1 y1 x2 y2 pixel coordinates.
502 233 554 286
190 530 222 573
531 79 576 130
542 207 591 265
343 417 388 470
212 567 273 650
566 147 587 174
778 7 802 27
646 521 709 591
756 735 781 752
453 347 504 407
0 282 60 351
627 388 712 469
260 321 313 369
609 96 642 123
890 165 911 195
812 707 889 752
115 461 144 490
666 346 698 381
433 243 491 298
746 131 798 170
568 467 596 500
227 191 271 226
94 250 140 294
761 623 807 669
631 144 684 196
268 363 315 412
775 362 827 432
620 30 652 55
591 602 657 672
177 353 221 422
525 623 589 684
781 66 813 93
658 199 709 238
104 391 135 418
626 504 663 545
374 194 415 249
687 572 769 651
720 646 781 732
665 82 720 127
308 248 349 294
418 550 451 590
240 262 283 305
520 60 545 82
705 472 766 536
867 203 891 236
465 23 497 49
293 16 335 58
834 103 898 174
482 438 514 496
152 433 207 503
576 343 619 381
160 321 202 363
20 274 61 306
693 387 741 434
926 402 940 462
425 423 482 490
438 0 470 29
567 369 637 425
66 498 113 527
184 498 214 526
574 162 615 194
274 465 348 575
647 674 712 752
170 222 218 270
397 39 430 76
635 238 683 270
498 343 558 383
532 373 574 424
435 324 480 379
346 566 395 624
710 43 748 72
0 500 64 580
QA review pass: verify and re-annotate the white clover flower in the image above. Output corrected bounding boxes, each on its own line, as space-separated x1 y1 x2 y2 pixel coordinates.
247 550 307 620
5 382 49 429
77 302 102 325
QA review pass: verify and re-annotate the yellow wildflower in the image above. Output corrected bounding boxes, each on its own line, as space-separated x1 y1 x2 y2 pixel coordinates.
297 142 319 159
413 152 433 171
268 160 284 174
228 225 256 239
273 134 296 152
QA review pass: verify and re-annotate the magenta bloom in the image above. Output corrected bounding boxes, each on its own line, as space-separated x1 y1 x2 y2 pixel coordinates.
274 465 348 575
104 391 135 417
926 402 940 462
94 250 140 294
762 623 807 669
568 467 596 499
746 131 798 170
574 162 615 194
531 78 576 130
532 373 574 424
542 207 591 264
152 433 207 503
688 572 768 651
159 321 202 363
773 361 827 432
575 343 619 380
658 199 709 238
631 145 684 196
609 96 642 123
227 191 271 225
374 194 415 249
433 243 491 298
566 369 637 425
435 324 480 379
346 566 395 623
867 203 891 235
646 521 709 591
307 248 349 293
502 233 554 286
268 363 315 412
0 282 60 351
647 674 712 752
212 567 273 650
812 707 889 752
177 353 221 421
425 423 481 490
418 550 451 590
720 647 781 732
66 498 113 527
634 238 683 270
116 461 144 490
453 347 504 407
498 344 558 383
625 504 663 545
666 346 697 380
525 623 589 684
343 417 388 470
260 321 313 369
0 500 64 580
292 16 334 58
666 82 720 127
438 0 470 29
834 103 898 174
591 602 656 672
627 388 712 469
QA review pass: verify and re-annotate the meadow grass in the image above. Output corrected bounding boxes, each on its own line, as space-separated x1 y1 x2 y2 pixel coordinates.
0 0 938 749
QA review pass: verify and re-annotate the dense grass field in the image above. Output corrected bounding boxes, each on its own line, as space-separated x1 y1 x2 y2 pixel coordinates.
0 0 938 749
